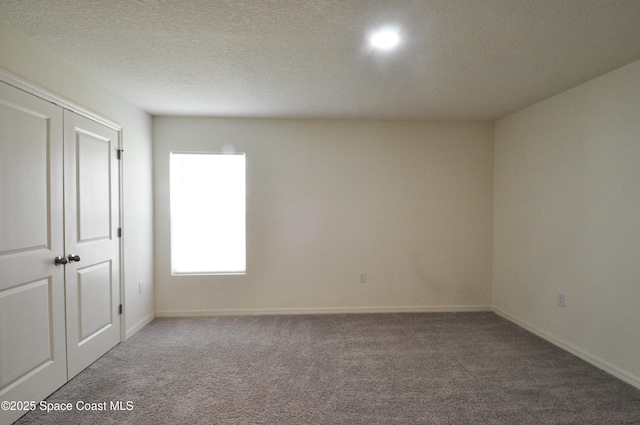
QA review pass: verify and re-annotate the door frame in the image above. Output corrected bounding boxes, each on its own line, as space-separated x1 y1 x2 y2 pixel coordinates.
0 68 126 343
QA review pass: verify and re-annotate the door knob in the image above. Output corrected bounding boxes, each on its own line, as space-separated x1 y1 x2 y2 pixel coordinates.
67 254 81 262
54 256 68 266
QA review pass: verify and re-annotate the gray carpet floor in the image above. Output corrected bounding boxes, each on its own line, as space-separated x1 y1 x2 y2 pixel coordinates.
14 312 640 424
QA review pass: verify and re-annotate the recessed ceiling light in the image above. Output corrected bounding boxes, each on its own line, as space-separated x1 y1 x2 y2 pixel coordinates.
369 27 401 51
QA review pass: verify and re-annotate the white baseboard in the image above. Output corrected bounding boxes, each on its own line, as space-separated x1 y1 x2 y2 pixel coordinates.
155 304 493 318
125 312 155 340
493 307 640 390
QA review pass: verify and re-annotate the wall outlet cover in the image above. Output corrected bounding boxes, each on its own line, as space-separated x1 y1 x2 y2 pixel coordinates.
557 292 565 307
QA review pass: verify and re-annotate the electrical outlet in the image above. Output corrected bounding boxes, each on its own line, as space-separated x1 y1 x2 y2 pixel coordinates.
359 272 366 283
557 292 565 307
138 282 143 295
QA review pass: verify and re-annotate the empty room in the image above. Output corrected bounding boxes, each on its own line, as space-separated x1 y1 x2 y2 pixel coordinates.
1 1 639 424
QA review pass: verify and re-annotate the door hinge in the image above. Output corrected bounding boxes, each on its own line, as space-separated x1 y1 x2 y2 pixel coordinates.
119 304 123 315
117 228 122 238
117 149 123 160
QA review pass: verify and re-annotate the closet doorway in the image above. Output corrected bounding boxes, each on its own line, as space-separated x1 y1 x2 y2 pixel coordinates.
0 80 122 425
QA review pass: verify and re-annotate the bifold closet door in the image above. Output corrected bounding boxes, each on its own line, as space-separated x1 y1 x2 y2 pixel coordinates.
63 111 120 379
0 81 67 425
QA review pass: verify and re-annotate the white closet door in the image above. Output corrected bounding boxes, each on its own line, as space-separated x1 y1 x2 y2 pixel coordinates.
63 111 121 379
0 81 67 425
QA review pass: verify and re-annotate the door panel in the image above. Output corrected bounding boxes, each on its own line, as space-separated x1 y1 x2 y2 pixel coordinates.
77 129 112 241
0 89 53 253
0 278 53 385
77 261 112 342
64 111 120 379
0 81 67 425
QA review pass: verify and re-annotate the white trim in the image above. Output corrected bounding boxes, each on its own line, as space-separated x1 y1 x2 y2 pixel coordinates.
155 305 493 317
493 307 640 390
118 128 125 343
125 312 155 340
0 68 121 131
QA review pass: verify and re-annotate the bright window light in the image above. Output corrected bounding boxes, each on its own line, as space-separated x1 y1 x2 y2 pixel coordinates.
170 152 246 275
369 27 401 51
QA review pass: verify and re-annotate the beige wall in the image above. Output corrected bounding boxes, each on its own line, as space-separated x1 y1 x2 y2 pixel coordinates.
493 59 640 387
154 118 494 315
0 20 155 337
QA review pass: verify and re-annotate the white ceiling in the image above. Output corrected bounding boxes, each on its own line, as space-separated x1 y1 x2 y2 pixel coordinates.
2 0 640 120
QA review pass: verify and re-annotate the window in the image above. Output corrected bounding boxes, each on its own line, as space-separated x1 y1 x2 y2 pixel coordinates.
170 152 246 275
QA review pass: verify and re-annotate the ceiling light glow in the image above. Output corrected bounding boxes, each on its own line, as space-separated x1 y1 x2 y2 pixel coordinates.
369 28 401 51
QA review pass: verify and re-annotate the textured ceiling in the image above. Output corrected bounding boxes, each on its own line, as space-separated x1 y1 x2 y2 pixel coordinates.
2 0 640 120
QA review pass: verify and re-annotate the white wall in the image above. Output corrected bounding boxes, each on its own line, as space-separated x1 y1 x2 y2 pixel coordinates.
154 117 494 315
493 59 640 387
0 20 155 338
